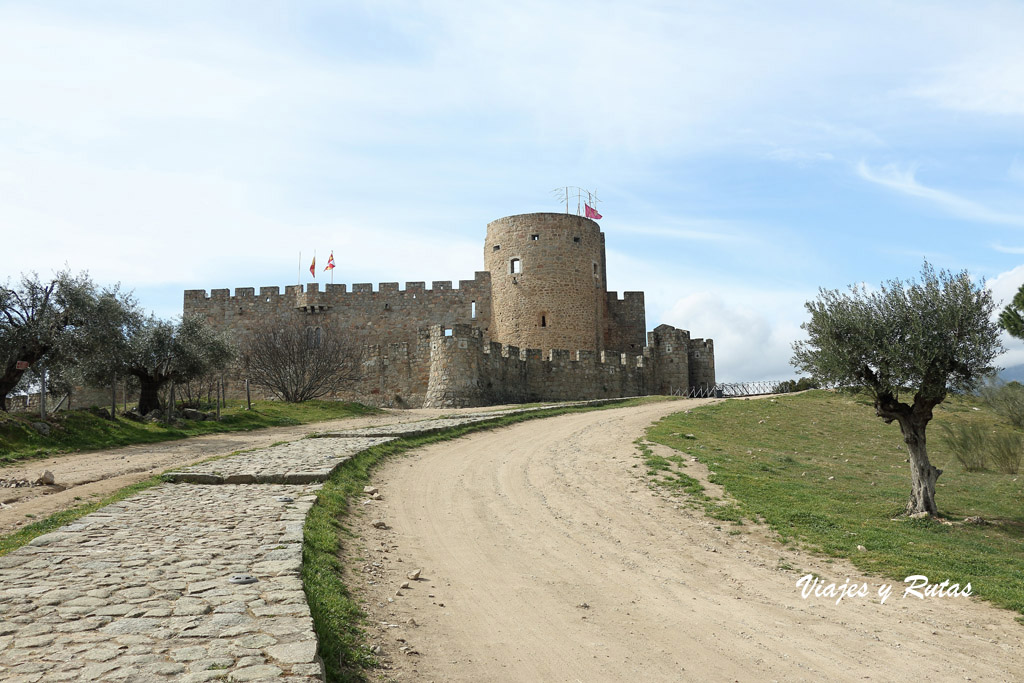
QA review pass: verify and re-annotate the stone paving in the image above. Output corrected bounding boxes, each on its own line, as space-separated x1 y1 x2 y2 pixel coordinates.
163 437 396 485
0 399 634 681
0 484 323 682
315 414 511 438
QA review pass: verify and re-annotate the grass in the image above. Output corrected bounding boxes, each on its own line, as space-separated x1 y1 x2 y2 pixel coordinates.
0 400 380 465
646 390 1024 617
635 438 744 522
302 396 674 683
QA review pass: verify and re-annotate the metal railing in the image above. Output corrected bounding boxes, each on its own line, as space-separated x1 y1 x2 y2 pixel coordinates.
679 381 786 398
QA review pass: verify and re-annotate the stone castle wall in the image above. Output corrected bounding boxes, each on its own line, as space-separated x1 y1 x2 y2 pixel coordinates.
484 214 609 353
184 273 492 350
423 324 655 408
688 338 716 390
605 291 647 352
422 323 712 408
183 279 491 408
181 212 715 408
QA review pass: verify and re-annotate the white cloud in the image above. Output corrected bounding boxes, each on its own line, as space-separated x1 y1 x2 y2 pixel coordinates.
986 265 1024 373
856 161 1024 227
992 243 1024 255
912 53 1024 116
764 148 835 164
662 291 807 383
987 264 1024 310
612 221 745 243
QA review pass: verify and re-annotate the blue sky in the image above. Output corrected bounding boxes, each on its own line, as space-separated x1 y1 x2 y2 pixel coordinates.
2 0 1024 382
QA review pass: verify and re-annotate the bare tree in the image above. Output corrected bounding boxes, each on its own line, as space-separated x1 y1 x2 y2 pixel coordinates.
241 321 362 402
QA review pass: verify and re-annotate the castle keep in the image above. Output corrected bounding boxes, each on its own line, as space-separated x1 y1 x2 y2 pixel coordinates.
184 213 715 407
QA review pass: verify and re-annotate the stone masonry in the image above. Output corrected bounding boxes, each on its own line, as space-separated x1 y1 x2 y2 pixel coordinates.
184 213 715 408
0 401 622 681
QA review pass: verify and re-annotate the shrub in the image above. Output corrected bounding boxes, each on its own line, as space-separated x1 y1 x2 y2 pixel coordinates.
979 379 1024 429
777 377 820 393
938 422 989 472
987 431 1022 475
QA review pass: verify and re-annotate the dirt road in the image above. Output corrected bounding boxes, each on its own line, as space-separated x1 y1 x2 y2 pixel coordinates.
0 407 493 535
352 400 1024 682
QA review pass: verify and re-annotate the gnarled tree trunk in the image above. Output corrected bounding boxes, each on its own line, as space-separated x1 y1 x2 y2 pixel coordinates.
897 415 941 515
0 350 46 412
876 392 942 516
136 375 164 415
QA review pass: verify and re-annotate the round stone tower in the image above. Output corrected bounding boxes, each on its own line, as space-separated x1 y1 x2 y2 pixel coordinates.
484 213 607 352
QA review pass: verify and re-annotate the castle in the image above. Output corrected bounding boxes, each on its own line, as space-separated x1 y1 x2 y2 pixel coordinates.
184 212 715 408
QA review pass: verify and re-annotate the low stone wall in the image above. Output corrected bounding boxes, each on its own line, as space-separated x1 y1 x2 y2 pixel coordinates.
423 324 661 407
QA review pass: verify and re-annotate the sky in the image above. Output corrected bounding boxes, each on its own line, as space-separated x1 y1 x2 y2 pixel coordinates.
2 0 1024 383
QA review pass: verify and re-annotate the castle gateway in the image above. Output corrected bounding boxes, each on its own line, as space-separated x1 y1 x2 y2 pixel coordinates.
184 213 715 408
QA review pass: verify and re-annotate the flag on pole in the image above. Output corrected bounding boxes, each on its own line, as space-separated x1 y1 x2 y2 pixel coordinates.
309 256 316 277
324 252 335 271
585 204 602 220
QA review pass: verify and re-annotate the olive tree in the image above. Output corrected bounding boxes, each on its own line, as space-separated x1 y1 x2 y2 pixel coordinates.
792 263 1002 515
1 271 138 411
124 315 235 415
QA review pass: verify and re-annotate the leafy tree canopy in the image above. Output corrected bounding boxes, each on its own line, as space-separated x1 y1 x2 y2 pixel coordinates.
1 270 138 411
792 262 1002 515
124 315 235 415
998 283 1024 341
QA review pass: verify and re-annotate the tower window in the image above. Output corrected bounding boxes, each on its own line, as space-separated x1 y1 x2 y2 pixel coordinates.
573 236 580 243
540 314 547 328
493 244 500 251
510 258 521 274
471 301 477 319
530 234 539 241
593 262 598 275
306 326 323 348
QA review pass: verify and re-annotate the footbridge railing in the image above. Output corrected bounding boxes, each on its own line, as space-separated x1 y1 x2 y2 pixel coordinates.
679 381 786 398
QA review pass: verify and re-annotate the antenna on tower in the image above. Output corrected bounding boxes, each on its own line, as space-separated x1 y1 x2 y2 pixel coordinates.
551 187 603 216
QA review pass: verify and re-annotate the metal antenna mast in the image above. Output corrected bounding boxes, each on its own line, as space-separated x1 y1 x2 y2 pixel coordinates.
550 187 603 216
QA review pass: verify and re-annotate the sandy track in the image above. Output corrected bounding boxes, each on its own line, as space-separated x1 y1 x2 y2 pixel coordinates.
0 406 493 535
353 400 1024 682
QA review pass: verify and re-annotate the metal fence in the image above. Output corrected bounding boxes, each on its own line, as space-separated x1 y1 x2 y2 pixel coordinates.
680 381 785 398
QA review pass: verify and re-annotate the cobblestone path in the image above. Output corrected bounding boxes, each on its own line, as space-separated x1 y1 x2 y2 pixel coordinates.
0 484 322 682
0 400 621 681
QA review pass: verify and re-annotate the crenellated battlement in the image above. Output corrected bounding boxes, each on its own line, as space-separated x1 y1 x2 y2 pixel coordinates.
183 212 714 408
184 271 491 304
435 324 649 368
423 323 689 407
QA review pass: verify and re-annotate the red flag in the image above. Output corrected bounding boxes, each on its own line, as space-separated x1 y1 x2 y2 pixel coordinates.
324 252 335 271
585 204 602 220
309 256 316 277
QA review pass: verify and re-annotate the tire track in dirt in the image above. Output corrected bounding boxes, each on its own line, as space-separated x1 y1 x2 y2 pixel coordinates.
352 400 1024 682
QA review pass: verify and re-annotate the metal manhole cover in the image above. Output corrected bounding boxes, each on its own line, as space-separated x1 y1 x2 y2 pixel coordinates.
229 574 258 585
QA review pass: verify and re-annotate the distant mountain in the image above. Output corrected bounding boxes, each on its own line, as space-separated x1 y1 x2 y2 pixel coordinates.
998 364 1024 384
